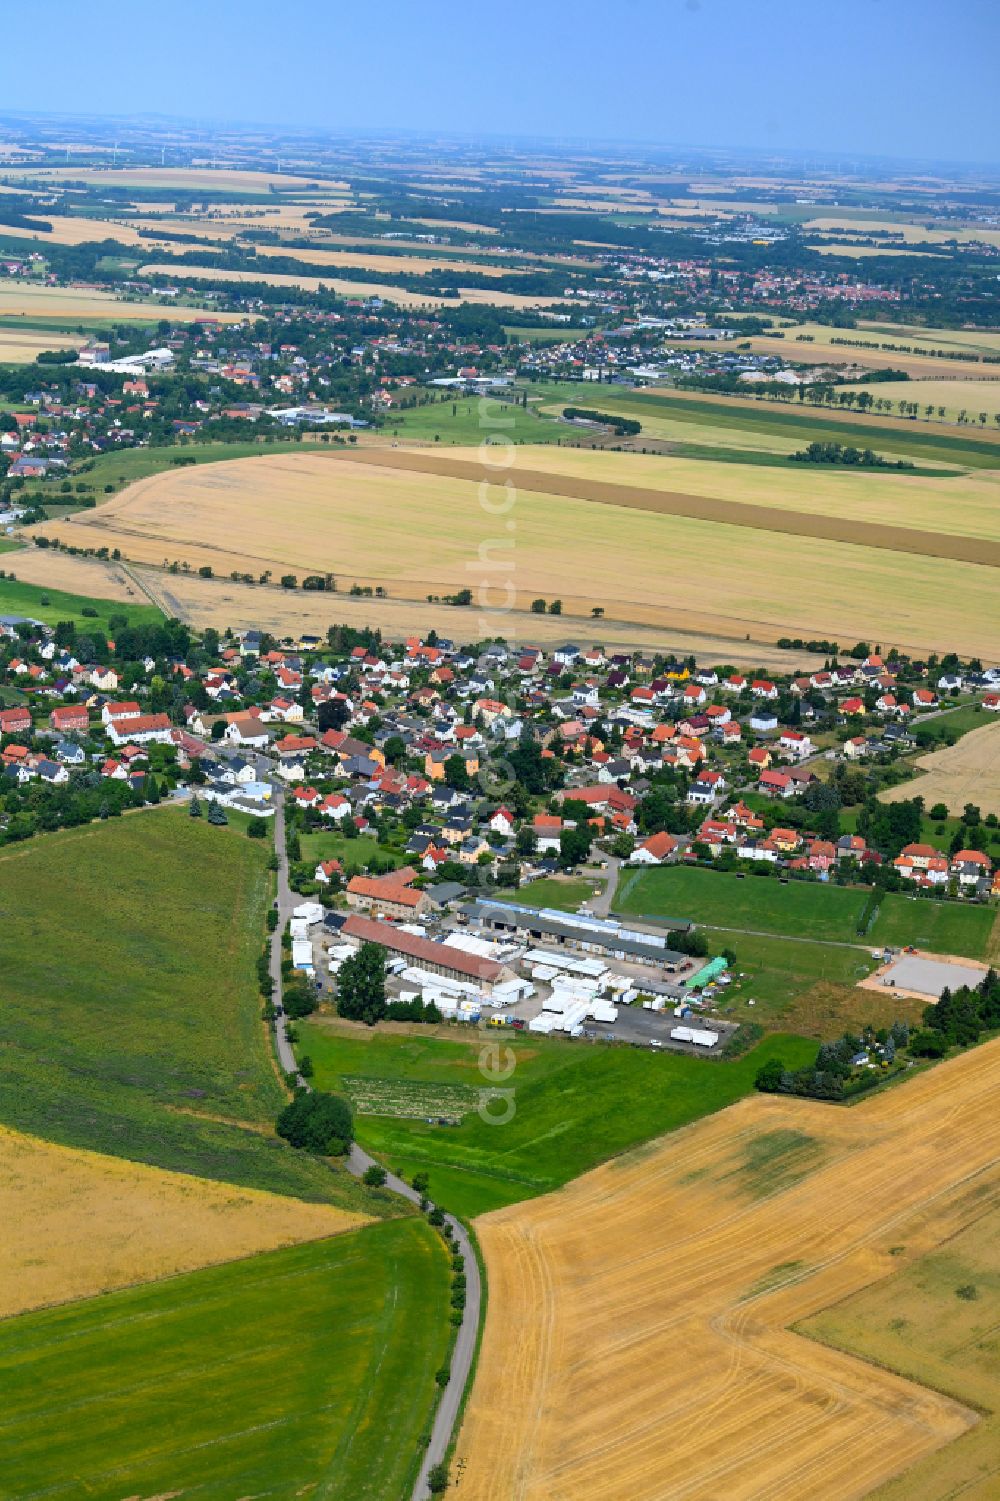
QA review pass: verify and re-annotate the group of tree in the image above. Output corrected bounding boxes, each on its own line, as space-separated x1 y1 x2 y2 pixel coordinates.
909 970 1000 1057
789 440 914 470
562 405 641 437
276 1089 353 1156
756 1022 911 1101
0 774 157 845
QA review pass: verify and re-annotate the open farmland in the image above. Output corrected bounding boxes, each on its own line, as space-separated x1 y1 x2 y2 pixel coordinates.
803 215 1000 250
804 1196 1000 1501
252 242 514 277
140 260 575 308
5 549 814 669
0 565 164 629
453 1039 1000 1501
297 1020 814 1219
0 213 204 250
32 445 1000 658
0 164 322 191
0 325 86 361
842 378 1000 424
675 331 994 380
0 1126 366 1319
0 281 249 322
880 718 1000 819
0 812 372 1211
0 1221 450 1501
807 243 945 258
538 381 1000 467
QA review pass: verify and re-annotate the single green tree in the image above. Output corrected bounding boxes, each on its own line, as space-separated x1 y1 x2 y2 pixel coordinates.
336 941 387 1026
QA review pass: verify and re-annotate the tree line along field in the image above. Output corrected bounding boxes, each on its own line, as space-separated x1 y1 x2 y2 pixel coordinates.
7 551 810 670
0 1220 451 1501
452 1040 1000 1501
0 812 374 1212
295 1021 815 1220
28 446 1000 658
540 384 1000 469
616 864 997 961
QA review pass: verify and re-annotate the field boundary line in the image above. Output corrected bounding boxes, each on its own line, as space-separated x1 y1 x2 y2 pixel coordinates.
329 448 1000 569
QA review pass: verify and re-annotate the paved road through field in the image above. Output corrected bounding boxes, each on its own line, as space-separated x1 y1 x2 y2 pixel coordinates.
269 784 480 1498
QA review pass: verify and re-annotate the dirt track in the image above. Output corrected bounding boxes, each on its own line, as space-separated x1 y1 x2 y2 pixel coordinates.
453 1041 1000 1501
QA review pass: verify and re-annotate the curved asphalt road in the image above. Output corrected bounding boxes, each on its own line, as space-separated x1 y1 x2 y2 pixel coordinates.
268 787 481 1499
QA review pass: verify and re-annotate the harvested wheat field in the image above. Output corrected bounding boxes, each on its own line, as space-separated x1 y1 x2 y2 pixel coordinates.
28 448 1000 658
0 326 85 361
881 719 1000 819
0 214 187 249
676 333 992 381
252 243 513 277
841 378 1000 424
4 548 147 602
454 1040 1000 1501
7 548 807 668
140 261 574 309
0 1124 368 1319
0 282 249 323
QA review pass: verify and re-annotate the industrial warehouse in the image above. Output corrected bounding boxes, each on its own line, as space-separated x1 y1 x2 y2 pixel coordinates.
313 899 735 1052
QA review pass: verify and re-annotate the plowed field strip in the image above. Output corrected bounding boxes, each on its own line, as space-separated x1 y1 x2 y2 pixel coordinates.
335 448 1000 568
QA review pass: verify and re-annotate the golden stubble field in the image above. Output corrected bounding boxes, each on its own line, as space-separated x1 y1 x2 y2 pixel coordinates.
453 1041 1000 1501
0 282 250 323
2 549 812 669
26 446 999 659
138 261 576 310
0 1125 367 1319
880 719 1000 819
0 326 85 361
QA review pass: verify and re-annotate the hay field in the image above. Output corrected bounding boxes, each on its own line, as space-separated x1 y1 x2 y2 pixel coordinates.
140 261 573 309
29 449 1000 658
0 326 85 361
252 242 511 277
0 1125 366 1319
453 1039 1000 1501
880 719 1000 819
681 331 993 381
514 436 1000 541
841 379 1000 424
3 548 148 602
0 214 180 249
1 549 808 668
804 215 1000 250
804 1198 1000 1500
0 282 248 323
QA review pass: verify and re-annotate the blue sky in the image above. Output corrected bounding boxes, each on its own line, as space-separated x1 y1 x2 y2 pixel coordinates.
3 0 996 165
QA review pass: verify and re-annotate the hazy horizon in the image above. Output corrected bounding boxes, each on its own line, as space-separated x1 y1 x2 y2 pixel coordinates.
1 0 996 167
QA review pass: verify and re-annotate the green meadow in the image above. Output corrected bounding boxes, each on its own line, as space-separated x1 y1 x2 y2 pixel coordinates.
0 1222 450 1501
0 811 372 1210
297 1022 816 1220
616 864 870 942
0 569 165 630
